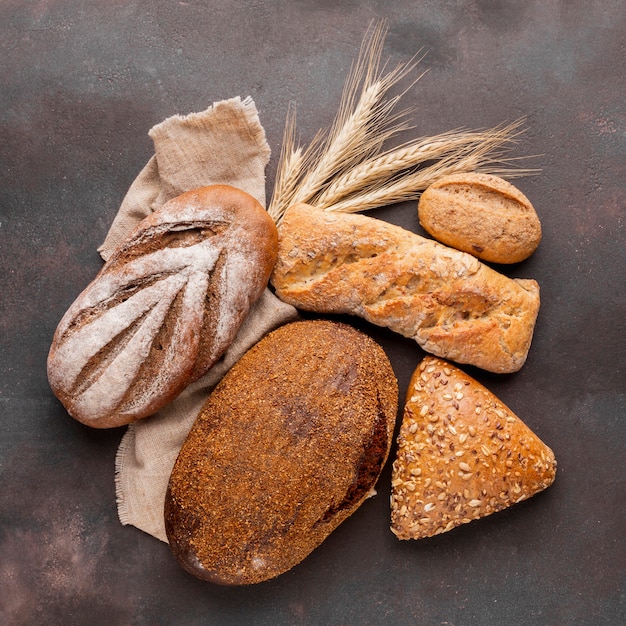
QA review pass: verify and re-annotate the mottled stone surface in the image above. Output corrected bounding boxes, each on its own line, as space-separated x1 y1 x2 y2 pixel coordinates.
1 1 624 624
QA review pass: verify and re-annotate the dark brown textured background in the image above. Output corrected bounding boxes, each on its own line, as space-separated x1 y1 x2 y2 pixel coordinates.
1 2 624 624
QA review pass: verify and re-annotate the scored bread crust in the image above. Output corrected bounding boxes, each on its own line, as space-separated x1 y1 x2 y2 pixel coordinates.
417 172 542 264
47 185 278 428
390 356 556 540
271 203 540 374
164 320 398 585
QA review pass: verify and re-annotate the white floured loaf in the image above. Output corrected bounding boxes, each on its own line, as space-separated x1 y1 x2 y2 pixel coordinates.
47 185 278 428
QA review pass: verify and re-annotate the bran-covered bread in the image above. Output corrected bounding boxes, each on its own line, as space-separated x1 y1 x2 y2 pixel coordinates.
164 319 398 585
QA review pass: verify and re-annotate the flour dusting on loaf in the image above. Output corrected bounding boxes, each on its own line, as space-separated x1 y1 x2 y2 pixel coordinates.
47 185 278 428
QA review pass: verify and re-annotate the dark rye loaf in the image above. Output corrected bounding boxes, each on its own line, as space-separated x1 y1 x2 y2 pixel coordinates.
164 320 398 585
47 185 277 428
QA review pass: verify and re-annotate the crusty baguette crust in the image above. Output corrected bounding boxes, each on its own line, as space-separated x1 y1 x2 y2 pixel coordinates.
47 185 277 428
390 356 556 540
165 320 398 585
418 172 542 264
271 203 540 374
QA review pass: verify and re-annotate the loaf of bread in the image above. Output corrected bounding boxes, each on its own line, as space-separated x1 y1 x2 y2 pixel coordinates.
271 203 540 374
165 319 398 585
390 356 556 540
418 172 541 264
47 185 278 428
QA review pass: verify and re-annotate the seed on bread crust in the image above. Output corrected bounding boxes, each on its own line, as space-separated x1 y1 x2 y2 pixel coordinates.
390 356 556 540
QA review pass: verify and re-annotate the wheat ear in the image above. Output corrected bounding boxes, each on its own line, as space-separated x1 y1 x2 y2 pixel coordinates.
286 21 423 208
314 118 533 210
267 106 303 222
323 130 536 214
312 130 484 209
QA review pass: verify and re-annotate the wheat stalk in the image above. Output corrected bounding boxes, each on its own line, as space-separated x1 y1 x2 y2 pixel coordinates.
314 119 533 211
324 135 535 214
267 106 305 222
312 130 486 209
290 81 402 206
272 21 423 217
268 20 536 223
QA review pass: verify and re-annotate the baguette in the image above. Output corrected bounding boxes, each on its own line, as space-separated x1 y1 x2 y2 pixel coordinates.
271 203 540 374
47 185 277 428
165 320 398 585
390 356 556 540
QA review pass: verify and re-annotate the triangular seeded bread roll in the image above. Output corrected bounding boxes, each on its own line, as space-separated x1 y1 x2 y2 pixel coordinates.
390 356 556 540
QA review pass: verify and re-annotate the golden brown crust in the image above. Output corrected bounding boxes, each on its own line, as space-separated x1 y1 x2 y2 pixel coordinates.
164 320 398 585
390 356 556 540
271 203 540 374
418 172 542 264
47 185 278 428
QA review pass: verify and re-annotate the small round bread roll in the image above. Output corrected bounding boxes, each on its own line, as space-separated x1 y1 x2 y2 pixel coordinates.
418 173 541 264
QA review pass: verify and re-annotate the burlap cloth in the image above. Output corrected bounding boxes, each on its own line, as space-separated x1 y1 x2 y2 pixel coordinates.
99 96 298 542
